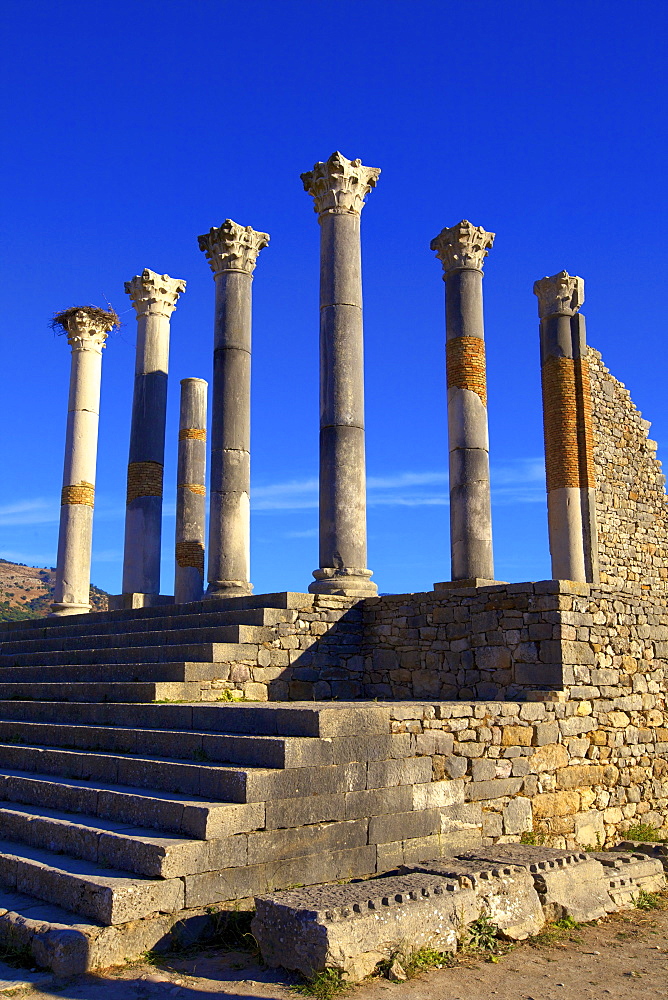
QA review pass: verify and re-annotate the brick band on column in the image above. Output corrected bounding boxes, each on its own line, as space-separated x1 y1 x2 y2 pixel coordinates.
534 270 599 583
541 356 595 491
179 428 206 442
175 540 205 571
61 483 95 507
446 336 487 406
126 461 164 503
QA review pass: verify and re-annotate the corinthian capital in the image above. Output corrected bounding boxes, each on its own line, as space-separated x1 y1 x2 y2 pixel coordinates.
301 151 381 216
52 306 118 352
125 269 186 318
430 220 495 274
533 271 585 318
198 220 270 276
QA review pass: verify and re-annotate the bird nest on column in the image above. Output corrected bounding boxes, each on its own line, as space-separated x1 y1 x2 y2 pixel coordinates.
50 305 120 334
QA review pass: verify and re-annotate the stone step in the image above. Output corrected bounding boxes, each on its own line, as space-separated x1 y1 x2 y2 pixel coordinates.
0 623 275 657
0 592 316 636
0 835 184 924
0 742 376 803
0 662 230 683
0 767 265 839
0 699 391 737
0 886 217 975
0 720 338 768
0 680 205 702
0 641 258 667
0 802 222 879
0 607 294 644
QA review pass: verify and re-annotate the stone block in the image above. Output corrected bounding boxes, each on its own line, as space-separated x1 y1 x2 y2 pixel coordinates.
591 851 666 908
344 785 413 821
368 809 441 846
532 791 580 818
247 819 367 865
466 778 523 801
264 794 346 831
529 743 569 773
573 810 605 848
614 841 668 871
252 872 474 981
456 845 611 922
503 797 533 835
402 858 545 940
412 779 464 810
366 757 432 789
501 726 533 747
534 722 560 746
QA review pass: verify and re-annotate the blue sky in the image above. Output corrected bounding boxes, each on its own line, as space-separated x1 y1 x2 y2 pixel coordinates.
1 0 666 596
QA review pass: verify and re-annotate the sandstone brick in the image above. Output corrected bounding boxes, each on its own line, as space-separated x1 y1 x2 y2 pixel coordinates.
533 791 581 818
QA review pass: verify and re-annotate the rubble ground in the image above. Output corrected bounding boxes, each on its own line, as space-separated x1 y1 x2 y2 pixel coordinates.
0 890 666 1000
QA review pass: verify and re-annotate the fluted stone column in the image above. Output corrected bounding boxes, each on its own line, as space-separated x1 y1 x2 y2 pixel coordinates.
301 151 379 597
175 378 207 604
534 271 599 583
198 220 269 598
431 220 496 585
51 308 117 615
122 269 186 598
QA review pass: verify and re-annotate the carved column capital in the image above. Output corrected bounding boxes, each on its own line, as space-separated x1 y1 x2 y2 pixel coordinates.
52 307 117 352
198 220 270 276
430 220 495 274
125 269 186 318
534 271 585 318
301 151 380 216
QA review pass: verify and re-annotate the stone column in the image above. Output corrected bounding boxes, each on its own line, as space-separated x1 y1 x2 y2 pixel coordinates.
175 378 207 604
198 220 269 598
534 271 599 583
431 220 496 584
122 269 186 598
51 307 117 615
301 151 379 597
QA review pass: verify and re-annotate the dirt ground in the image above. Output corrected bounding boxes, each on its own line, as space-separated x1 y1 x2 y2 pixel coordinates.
2 894 667 1000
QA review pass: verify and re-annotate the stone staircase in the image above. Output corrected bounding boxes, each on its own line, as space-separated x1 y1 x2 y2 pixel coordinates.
0 595 455 975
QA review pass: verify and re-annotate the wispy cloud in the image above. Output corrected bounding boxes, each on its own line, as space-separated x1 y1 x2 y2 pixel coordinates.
251 459 546 512
0 499 59 526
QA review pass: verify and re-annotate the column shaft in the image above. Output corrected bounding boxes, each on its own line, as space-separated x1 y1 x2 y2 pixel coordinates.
175 379 207 604
51 308 115 616
431 221 496 585
209 271 252 594
535 272 598 582
198 221 269 599
302 151 379 597
122 270 185 597
446 269 494 581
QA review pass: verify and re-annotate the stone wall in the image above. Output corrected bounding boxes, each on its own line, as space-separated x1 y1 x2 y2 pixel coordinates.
588 346 668 593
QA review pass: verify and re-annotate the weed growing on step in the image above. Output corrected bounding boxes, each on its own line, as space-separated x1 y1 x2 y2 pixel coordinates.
633 890 663 911
530 916 582 947
520 831 547 846
0 943 35 970
464 914 499 952
290 968 348 999
626 823 668 843
402 947 453 975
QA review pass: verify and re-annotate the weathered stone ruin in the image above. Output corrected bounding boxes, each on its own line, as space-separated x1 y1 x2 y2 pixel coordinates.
0 151 665 976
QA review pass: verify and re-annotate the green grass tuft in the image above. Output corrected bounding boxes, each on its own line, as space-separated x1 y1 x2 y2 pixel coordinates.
464 914 499 952
633 889 663 911
291 968 348 999
625 823 668 843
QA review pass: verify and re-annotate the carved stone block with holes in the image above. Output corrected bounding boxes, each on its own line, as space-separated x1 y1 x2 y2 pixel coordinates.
252 871 476 982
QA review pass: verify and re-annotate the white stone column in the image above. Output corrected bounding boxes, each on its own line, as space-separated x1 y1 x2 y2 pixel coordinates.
534 271 599 583
122 269 185 598
51 308 117 615
431 221 496 584
198 220 269 598
301 151 379 597
175 378 207 604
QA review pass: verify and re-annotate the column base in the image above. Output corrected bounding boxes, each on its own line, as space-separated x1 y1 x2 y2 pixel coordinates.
309 567 378 598
49 602 91 617
433 578 507 591
205 581 254 599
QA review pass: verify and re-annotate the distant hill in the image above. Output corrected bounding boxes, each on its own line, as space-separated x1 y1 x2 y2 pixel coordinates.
0 559 109 621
